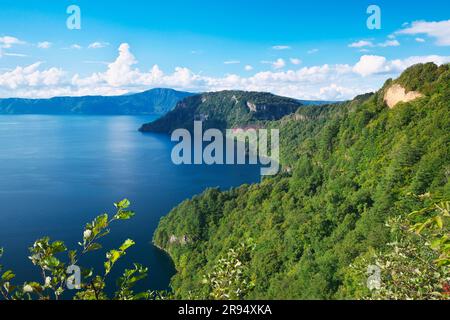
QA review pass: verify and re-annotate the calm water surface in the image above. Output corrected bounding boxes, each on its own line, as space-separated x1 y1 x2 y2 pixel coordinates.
0 115 260 293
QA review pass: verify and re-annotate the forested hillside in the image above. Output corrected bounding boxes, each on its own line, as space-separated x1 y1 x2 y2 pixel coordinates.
153 63 450 299
139 90 303 133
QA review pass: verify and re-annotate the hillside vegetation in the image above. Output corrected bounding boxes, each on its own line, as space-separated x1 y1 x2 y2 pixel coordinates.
153 63 450 299
139 90 303 133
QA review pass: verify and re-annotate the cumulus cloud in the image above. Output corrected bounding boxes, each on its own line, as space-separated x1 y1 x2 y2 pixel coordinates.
396 20 450 46
0 62 64 90
353 55 390 76
244 65 253 71
290 58 302 65
307 48 319 54
1 43 449 101
353 54 450 77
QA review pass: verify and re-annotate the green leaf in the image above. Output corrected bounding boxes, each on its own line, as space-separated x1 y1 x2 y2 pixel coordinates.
114 210 135 220
434 216 444 229
43 256 61 268
86 243 103 252
94 214 109 231
51 241 67 254
115 199 130 210
119 239 135 252
1 270 15 282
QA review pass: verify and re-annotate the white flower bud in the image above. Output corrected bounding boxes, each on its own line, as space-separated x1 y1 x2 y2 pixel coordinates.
45 277 52 287
83 229 92 239
23 284 33 293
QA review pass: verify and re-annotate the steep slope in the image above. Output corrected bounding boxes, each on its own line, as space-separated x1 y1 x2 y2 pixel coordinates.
139 90 303 133
0 88 194 115
153 63 450 299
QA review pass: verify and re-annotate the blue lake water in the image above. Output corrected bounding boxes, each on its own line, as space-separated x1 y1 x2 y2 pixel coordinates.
0 115 260 294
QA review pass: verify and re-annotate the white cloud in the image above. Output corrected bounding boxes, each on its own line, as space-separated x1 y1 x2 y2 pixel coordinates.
0 62 64 90
353 54 450 77
273 58 286 69
349 39 400 49
37 41 52 49
415 38 426 43
261 58 286 69
378 40 400 47
104 43 138 86
319 84 356 101
2 44 449 101
353 55 390 77
244 65 253 71
272 45 291 50
88 42 109 49
396 20 450 46
70 44 82 50
290 58 302 65
0 36 25 49
224 60 240 65
349 40 374 48
389 55 450 70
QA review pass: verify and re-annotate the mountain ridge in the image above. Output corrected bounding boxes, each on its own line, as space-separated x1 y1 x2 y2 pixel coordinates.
139 90 310 133
0 88 194 115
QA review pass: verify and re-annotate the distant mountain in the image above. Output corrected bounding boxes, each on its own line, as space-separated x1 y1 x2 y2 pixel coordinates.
139 90 304 133
0 88 194 115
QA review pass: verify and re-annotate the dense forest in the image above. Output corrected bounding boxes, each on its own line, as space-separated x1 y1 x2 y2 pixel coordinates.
153 63 450 299
139 91 303 133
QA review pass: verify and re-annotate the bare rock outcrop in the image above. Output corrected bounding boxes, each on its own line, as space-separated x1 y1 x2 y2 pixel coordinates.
384 84 423 108
168 235 190 246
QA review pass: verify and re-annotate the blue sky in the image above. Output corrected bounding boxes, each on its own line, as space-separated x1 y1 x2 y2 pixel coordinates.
0 0 449 100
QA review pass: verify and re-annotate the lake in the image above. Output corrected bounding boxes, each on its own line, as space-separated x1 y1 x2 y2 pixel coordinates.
0 115 261 294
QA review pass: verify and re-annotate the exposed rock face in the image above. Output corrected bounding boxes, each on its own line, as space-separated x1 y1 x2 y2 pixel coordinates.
168 235 190 245
169 235 178 244
140 91 302 133
384 84 423 108
294 114 309 121
247 101 257 112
